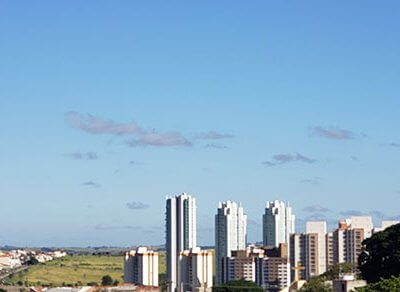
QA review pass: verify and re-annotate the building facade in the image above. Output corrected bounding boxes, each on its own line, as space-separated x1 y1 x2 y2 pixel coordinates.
124 247 159 287
306 221 327 275
262 200 295 248
215 200 247 284
178 248 213 292
166 193 197 292
256 244 291 291
222 247 264 283
290 223 326 281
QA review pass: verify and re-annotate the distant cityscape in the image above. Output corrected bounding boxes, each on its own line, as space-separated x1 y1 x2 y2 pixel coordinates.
122 192 399 291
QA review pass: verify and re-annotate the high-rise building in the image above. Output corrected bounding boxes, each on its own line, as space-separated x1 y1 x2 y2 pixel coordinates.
124 247 159 287
220 244 291 290
256 244 291 290
166 193 197 292
373 220 400 233
290 221 327 280
178 248 213 292
330 216 374 266
215 200 247 284
349 216 373 239
306 221 327 275
262 200 295 248
326 232 334 269
222 246 264 283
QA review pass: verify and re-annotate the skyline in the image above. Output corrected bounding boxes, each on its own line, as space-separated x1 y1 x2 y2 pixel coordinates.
1 0 400 247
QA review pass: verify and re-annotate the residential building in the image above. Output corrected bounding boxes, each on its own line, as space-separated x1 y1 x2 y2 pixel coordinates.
124 247 159 287
333 220 364 265
166 193 197 292
331 217 374 266
332 274 366 292
222 246 264 283
178 248 213 292
306 221 327 275
349 216 373 239
290 233 306 281
215 200 247 284
290 226 326 281
256 244 291 291
262 200 295 248
326 233 334 269
373 220 400 233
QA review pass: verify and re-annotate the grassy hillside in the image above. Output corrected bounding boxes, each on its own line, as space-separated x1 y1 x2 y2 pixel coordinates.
6 252 167 287
6 255 123 286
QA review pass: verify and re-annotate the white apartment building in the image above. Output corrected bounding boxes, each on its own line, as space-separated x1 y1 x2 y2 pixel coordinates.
263 200 295 248
166 193 197 292
124 247 159 287
373 220 400 233
215 200 247 284
349 216 373 239
178 247 213 292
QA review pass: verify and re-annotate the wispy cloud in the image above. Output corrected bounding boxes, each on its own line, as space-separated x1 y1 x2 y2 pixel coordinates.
81 181 101 188
126 201 150 210
369 210 385 219
195 131 234 140
126 131 192 147
69 151 99 160
65 111 142 135
339 210 364 217
303 205 330 213
381 142 400 148
262 153 316 167
198 226 213 233
311 126 356 140
247 219 261 227
296 215 338 232
94 224 143 231
301 177 322 185
203 143 229 149
66 111 192 147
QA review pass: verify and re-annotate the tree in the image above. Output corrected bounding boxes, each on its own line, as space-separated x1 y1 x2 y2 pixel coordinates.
358 223 400 283
322 263 358 280
355 276 400 292
101 275 113 286
299 277 332 292
213 279 263 292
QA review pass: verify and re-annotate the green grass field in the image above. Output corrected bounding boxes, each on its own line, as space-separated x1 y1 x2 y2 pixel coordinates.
6 253 167 287
6 255 123 286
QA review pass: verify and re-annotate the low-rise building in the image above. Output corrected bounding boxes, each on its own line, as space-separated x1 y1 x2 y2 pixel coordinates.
332 274 366 292
124 247 159 287
256 244 291 291
178 247 213 292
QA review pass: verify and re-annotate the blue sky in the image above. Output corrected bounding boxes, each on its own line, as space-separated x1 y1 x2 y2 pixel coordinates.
1 0 399 247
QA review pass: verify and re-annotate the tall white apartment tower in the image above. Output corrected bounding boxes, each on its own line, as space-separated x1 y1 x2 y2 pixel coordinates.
215 200 247 285
263 200 295 247
166 193 197 292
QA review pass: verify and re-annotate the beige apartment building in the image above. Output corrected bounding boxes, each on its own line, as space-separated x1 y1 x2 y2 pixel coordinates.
124 247 159 287
178 247 213 292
